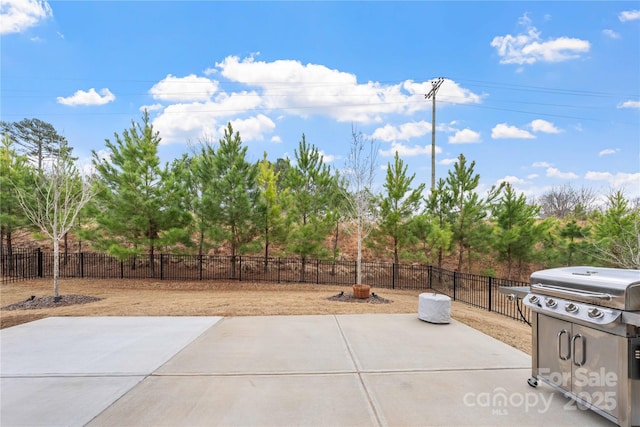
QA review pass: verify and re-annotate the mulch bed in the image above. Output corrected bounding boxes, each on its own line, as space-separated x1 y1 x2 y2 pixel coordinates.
2 295 103 311
327 291 392 304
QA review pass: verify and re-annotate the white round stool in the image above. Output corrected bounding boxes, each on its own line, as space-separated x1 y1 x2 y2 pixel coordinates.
418 293 451 324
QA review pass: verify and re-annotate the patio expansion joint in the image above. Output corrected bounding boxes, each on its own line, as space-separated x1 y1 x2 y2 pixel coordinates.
333 314 384 427
0 373 150 378
147 366 530 378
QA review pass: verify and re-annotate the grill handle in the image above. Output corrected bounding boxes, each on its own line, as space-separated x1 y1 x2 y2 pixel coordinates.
531 283 613 303
557 329 570 361
571 334 586 367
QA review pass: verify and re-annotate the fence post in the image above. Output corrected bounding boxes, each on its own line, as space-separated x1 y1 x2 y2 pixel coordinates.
199 255 203 281
37 248 43 278
120 259 124 279
80 252 84 278
453 271 457 301
239 256 242 281
428 265 432 289
488 276 493 312
160 254 164 280
316 259 319 284
277 258 281 283
354 261 357 285
392 263 396 289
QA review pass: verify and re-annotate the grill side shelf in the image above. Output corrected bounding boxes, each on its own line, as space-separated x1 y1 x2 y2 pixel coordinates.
622 311 640 327
497 285 530 300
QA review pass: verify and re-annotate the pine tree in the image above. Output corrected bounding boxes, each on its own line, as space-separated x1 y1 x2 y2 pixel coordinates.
491 183 546 279
90 111 191 276
559 218 591 266
256 152 289 270
284 134 334 280
417 178 454 268
203 123 260 277
375 151 425 265
186 151 213 258
1 118 70 170
446 154 491 272
0 134 34 270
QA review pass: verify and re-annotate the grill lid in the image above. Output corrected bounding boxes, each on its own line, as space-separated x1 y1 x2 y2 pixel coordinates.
530 266 640 310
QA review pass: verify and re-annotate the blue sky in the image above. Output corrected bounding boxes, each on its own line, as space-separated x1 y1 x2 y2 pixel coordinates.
2 1 639 201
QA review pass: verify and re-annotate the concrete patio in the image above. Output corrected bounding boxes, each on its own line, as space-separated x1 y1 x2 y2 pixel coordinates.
1 314 615 426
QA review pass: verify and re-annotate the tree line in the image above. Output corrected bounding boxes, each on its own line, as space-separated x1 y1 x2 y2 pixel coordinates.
1 114 638 293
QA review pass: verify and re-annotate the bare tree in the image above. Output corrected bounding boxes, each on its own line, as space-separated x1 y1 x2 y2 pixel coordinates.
14 155 95 299
590 218 640 269
538 184 575 218
538 184 597 219
344 126 379 284
576 186 599 217
589 190 640 269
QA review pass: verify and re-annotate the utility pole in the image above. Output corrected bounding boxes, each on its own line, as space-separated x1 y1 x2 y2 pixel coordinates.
425 77 444 191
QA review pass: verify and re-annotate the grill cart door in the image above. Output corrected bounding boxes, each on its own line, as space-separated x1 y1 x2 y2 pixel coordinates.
570 323 622 418
537 314 572 391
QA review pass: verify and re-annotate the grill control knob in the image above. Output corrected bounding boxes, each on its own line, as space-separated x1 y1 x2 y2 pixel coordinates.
588 307 604 319
565 303 579 313
529 295 539 304
545 298 557 308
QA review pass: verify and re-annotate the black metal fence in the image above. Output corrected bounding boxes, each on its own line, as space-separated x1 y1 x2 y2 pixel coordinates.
0 246 40 283
1 248 531 324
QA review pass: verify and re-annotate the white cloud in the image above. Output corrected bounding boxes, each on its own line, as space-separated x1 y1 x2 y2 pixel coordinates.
602 29 620 39
149 74 219 102
532 161 552 168
140 103 164 112
439 158 458 165
598 148 620 156
212 56 482 123
57 88 115 106
619 10 640 22
585 171 640 188
529 119 561 134
379 142 440 157
148 56 484 146
370 121 431 142
220 114 276 142
527 174 539 179
491 123 535 139
318 150 336 163
449 128 481 144
0 0 52 35
491 14 590 65
271 135 282 143
546 167 578 179
152 91 263 143
617 100 640 109
585 171 612 181
497 175 527 185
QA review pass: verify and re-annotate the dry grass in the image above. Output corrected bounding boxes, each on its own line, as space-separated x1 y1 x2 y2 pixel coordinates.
0 278 532 355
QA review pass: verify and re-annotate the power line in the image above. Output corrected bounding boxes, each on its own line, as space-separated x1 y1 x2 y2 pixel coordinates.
2 75 637 99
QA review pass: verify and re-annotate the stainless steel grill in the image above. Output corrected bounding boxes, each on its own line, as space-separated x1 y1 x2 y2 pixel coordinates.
503 266 640 427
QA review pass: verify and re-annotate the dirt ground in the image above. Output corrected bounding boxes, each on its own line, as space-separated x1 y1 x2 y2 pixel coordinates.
0 278 532 355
